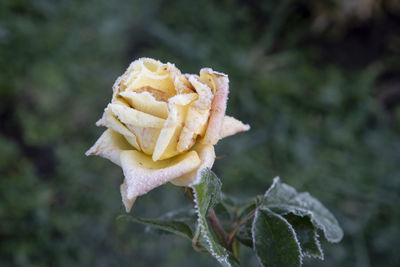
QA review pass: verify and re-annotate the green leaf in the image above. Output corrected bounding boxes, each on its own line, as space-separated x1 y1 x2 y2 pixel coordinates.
118 214 194 240
191 168 240 267
285 214 324 259
264 177 343 243
214 202 234 231
192 168 222 217
252 208 302 267
157 206 197 224
236 221 253 248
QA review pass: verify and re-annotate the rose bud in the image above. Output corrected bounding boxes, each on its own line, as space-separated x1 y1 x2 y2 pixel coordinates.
86 58 249 212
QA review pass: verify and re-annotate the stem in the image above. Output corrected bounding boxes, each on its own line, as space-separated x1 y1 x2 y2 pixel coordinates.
186 187 227 252
184 186 195 205
192 224 210 253
227 209 257 248
232 238 240 260
207 209 228 248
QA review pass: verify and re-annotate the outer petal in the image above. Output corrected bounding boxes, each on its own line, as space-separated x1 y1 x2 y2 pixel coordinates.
199 68 229 145
120 180 136 212
85 129 132 166
170 144 216 186
120 150 201 200
220 115 250 139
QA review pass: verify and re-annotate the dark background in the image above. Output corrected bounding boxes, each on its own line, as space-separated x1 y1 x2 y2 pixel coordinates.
1 0 399 266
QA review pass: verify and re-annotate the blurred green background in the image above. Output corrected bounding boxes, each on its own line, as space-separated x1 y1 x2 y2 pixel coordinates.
1 0 399 266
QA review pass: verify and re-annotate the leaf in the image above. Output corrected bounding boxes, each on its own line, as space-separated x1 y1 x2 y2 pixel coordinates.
157 206 197 224
214 202 234 231
191 168 240 267
192 168 222 217
252 208 302 267
285 214 324 259
264 177 343 243
118 214 193 240
236 220 253 248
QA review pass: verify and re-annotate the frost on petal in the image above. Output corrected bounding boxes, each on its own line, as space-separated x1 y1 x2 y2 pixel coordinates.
126 59 176 97
171 144 216 186
177 75 213 152
120 150 201 199
199 68 229 145
108 103 166 128
220 115 250 139
96 109 141 151
126 125 161 156
119 91 169 119
152 93 197 161
174 75 195 95
85 129 132 166
120 179 137 212
112 58 180 101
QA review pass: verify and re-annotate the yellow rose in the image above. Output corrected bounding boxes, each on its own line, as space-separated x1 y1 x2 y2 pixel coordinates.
86 58 249 212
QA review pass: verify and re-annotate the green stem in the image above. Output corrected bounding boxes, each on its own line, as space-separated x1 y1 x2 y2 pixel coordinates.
227 209 257 248
207 209 228 248
232 238 240 260
186 187 227 252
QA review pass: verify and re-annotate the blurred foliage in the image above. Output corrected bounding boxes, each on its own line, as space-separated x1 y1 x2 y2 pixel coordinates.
0 0 399 266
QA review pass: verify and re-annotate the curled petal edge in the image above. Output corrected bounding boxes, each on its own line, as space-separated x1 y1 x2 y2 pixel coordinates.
200 68 229 145
171 144 216 186
85 129 131 166
120 150 201 211
220 115 250 139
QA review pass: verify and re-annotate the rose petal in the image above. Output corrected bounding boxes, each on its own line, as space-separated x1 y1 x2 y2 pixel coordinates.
126 125 161 155
120 179 137 212
120 150 201 199
85 129 132 166
152 93 197 161
108 103 166 128
96 109 141 150
126 60 176 97
177 76 213 152
199 68 229 145
220 116 250 139
174 75 195 94
113 58 180 100
119 91 169 119
171 144 215 186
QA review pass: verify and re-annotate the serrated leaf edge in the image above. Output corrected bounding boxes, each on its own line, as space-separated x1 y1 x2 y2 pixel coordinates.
252 208 303 267
264 178 343 243
302 231 324 260
263 176 281 199
191 184 233 267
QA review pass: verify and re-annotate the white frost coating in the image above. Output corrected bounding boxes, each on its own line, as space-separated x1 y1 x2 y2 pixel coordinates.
200 68 229 145
189 147 215 186
284 214 304 266
190 185 231 267
86 57 251 212
303 231 324 260
264 177 344 243
251 208 303 267
263 176 281 198
120 180 136 212
121 150 200 199
220 116 250 139
171 145 215 186
85 129 131 166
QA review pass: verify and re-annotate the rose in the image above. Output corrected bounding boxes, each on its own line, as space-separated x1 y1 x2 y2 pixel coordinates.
86 58 249 212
